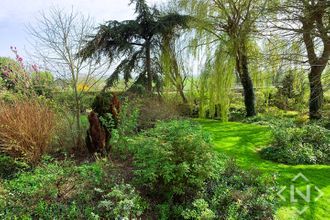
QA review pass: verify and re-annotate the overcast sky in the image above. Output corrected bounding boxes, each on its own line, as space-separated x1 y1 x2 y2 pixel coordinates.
0 0 165 59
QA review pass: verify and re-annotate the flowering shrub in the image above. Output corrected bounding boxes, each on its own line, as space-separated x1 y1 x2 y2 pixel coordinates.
0 47 54 97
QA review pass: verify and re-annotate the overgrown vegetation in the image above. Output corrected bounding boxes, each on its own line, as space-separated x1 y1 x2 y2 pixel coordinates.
1 0 330 219
261 121 330 165
0 119 278 219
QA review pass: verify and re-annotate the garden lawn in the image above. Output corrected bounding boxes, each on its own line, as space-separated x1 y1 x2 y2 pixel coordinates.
198 119 330 220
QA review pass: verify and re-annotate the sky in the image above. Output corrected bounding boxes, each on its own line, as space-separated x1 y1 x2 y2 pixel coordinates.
0 0 165 59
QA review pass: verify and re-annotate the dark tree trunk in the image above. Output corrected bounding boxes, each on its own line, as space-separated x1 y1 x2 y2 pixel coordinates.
172 54 188 103
145 41 153 93
236 45 256 117
309 67 324 119
301 10 330 119
179 88 188 104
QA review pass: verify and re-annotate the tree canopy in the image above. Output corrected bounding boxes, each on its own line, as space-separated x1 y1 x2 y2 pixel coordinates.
80 0 191 94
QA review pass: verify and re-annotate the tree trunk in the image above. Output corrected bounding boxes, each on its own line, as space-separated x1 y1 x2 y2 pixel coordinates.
172 56 187 103
308 67 324 119
179 89 188 104
73 85 82 148
145 41 153 93
236 45 256 117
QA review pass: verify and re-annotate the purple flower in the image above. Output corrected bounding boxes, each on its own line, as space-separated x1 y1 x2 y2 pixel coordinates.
32 64 39 72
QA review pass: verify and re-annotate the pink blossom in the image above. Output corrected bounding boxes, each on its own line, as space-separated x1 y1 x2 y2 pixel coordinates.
32 64 39 72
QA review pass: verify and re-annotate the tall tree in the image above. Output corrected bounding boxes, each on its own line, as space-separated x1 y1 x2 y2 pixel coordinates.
28 7 110 147
270 0 330 119
80 0 190 94
161 31 189 103
180 0 266 117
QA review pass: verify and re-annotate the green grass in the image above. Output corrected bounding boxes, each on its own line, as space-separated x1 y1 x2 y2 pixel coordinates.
197 119 330 220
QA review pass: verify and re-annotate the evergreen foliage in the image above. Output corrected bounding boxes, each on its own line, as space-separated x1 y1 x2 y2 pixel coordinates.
80 0 191 93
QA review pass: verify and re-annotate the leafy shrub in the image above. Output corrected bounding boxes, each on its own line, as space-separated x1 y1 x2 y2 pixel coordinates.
129 120 220 217
0 155 29 179
2 159 81 218
31 71 55 98
53 90 95 113
274 72 307 111
182 199 216 220
0 182 6 212
97 183 147 219
0 90 23 103
92 92 115 117
203 159 277 220
101 99 140 155
0 100 58 164
0 57 23 90
261 121 330 164
1 158 131 219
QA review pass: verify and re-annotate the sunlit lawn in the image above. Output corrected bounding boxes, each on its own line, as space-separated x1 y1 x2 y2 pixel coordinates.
197 119 330 220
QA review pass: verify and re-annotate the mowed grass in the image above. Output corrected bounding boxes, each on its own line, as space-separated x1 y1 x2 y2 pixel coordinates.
197 119 330 220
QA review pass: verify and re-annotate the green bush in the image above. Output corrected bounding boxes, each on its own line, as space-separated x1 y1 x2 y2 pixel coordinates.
101 99 140 155
202 159 277 220
53 91 95 113
129 120 222 217
0 155 29 179
31 71 55 98
97 183 147 219
0 157 133 219
182 199 216 220
261 121 330 164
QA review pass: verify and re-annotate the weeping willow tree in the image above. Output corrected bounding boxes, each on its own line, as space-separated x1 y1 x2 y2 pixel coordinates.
198 47 235 121
79 0 191 94
262 37 309 111
179 0 267 117
161 30 189 103
241 39 273 112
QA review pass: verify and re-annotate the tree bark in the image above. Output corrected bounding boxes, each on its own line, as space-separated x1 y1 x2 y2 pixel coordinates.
172 54 188 103
301 16 329 119
179 88 188 103
236 44 257 117
309 67 324 119
145 41 153 93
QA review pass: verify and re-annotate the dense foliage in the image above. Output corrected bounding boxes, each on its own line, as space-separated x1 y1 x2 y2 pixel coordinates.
0 158 145 219
0 120 278 219
261 121 330 165
129 120 218 216
80 0 191 93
